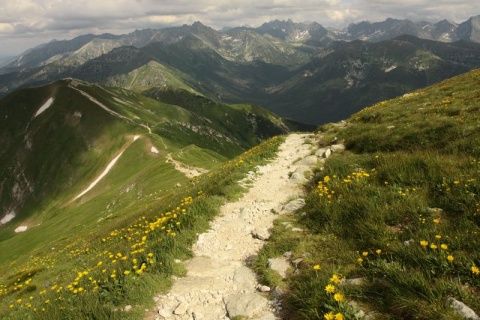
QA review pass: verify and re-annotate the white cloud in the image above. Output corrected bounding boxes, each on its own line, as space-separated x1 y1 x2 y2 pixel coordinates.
0 0 479 56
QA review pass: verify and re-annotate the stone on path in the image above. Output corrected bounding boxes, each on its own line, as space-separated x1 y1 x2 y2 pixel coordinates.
322 148 332 158
252 228 270 241
233 266 257 292
268 257 290 279
173 302 188 315
224 293 269 318
282 198 305 212
289 172 308 184
157 308 171 318
258 285 271 292
330 144 346 153
253 314 277 320
297 155 319 166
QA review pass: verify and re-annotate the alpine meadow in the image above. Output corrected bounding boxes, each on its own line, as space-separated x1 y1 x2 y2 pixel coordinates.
1 14 480 320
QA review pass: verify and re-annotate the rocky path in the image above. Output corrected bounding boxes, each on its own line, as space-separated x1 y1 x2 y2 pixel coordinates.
147 133 320 320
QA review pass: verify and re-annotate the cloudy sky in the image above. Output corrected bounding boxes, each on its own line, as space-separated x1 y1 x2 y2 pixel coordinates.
1 0 479 57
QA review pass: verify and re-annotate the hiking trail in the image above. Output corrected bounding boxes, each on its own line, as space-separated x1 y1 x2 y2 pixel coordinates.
147 133 324 320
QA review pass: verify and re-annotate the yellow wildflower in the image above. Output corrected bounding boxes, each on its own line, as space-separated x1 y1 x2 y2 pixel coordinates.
420 240 428 247
313 264 321 270
324 176 331 183
330 274 341 284
433 218 440 224
357 257 363 264
362 251 368 257
447 255 454 262
335 313 344 320
333 293 344 302
325 284 335 294
376 249 382 255
430 244 438 250
472 266 480 275
440 244 448 250
324 312 335 320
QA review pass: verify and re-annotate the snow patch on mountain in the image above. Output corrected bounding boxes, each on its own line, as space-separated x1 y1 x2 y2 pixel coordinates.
74 151 125 200
74 135 141 200
294 30 310 41
385 66 397 73
15 226 28 233
34 97 54 117
0 211 15 225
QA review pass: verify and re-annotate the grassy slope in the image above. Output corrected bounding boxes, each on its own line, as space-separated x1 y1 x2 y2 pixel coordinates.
255 69 480 319
0 79 291 269
0 134 284 319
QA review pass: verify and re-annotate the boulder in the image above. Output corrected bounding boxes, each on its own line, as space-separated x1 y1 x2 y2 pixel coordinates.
233 266 257 292
282 198 305 212
224 293 269 318
330 144 346 153
448 297 480 319
252 228 270 241
268 257 290 278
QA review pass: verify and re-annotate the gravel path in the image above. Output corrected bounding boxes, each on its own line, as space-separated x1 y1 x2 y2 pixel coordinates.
147 133 317 320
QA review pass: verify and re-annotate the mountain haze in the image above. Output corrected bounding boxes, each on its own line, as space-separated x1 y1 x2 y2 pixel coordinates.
1 16 480 125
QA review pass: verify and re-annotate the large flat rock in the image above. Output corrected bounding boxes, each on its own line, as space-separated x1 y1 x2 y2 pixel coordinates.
224 293 269 318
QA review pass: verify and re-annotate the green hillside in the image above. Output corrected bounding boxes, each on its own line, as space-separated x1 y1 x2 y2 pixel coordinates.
256 69 480 319
0 79 291 266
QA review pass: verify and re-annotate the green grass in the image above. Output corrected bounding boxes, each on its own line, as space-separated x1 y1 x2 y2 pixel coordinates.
256 69 480 319
0 78 291 265
0 77 292 319
0 135 284 319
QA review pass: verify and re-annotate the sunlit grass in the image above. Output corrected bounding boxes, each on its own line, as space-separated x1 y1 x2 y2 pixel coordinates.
257 70 480 319
0 136 284 319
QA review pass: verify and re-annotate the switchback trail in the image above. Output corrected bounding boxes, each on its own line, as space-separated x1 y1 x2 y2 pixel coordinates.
147 133 319 320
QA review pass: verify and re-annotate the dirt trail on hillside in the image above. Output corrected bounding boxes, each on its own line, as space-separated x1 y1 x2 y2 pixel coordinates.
147 133 319 320
165 153 209 179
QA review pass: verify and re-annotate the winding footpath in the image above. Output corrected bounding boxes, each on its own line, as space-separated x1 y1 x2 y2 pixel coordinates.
147 133 318 320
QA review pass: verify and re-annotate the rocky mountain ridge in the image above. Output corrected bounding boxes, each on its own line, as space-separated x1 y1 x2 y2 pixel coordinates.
1 15 480 125
4 15 480 71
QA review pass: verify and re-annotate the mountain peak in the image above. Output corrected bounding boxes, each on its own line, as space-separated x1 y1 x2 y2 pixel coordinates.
192 21 206 28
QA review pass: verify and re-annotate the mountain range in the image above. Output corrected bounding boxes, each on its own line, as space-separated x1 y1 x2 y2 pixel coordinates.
2 13 480 318
1 15 480 125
